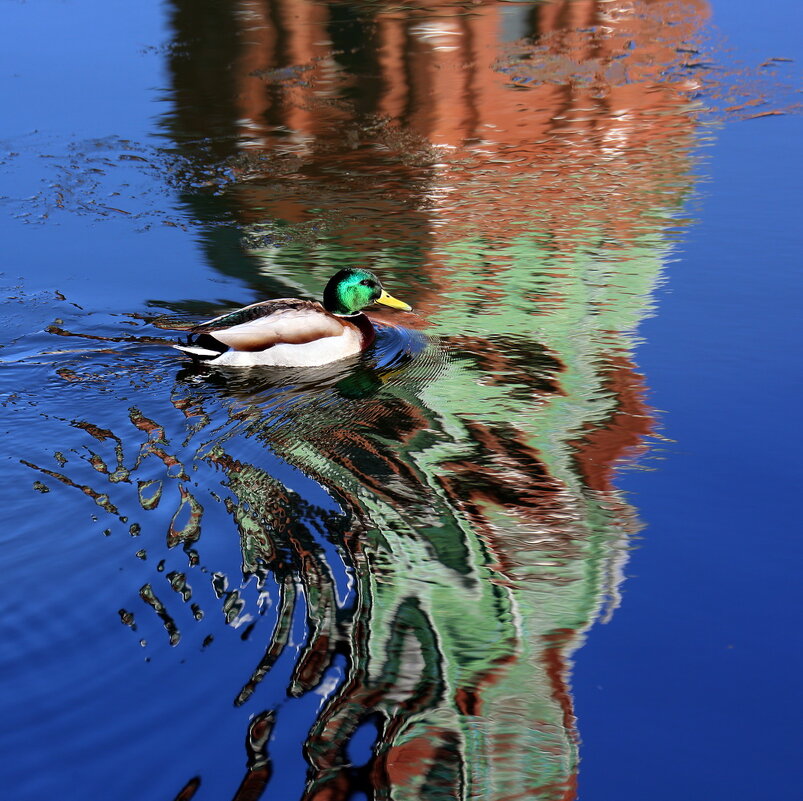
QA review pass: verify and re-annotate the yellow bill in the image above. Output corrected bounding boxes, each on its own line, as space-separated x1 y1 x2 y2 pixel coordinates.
376 289 412 311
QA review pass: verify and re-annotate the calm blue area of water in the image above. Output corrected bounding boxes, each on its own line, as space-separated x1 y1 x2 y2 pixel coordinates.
574 113 803 799
573 6 803 799
1 2 800 800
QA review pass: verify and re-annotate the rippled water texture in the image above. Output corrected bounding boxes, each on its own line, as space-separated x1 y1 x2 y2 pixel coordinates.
1 2 801 800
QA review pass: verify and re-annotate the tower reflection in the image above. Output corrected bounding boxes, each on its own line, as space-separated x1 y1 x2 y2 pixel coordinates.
156 1 709 798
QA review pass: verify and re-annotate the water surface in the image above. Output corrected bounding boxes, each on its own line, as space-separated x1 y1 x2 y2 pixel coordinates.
1 1 800 799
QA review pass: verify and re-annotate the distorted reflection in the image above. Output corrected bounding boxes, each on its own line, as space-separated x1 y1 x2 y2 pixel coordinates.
14 1 714 799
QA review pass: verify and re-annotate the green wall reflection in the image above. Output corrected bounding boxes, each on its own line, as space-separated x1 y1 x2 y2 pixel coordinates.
153 1 709 798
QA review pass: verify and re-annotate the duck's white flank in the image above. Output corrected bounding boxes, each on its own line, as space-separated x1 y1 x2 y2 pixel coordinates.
174 326 363 367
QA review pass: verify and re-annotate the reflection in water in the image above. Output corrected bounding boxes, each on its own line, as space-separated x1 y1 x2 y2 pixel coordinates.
6 1 718 799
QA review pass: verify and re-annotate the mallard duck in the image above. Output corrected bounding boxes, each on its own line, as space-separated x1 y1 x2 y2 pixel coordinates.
173 268 412 367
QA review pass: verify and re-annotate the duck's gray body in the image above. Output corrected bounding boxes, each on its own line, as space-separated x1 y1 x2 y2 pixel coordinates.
173 298 376 367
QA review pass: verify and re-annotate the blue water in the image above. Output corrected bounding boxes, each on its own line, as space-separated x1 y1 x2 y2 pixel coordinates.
1 2 801 800
575 111 803 799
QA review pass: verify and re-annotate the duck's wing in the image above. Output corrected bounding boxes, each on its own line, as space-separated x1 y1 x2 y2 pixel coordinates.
191 299 346 352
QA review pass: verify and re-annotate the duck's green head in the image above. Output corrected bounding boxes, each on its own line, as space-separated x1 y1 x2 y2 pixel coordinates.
323 268 412 316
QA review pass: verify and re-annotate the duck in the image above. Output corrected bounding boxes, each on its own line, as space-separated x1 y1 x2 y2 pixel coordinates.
173 268 412 367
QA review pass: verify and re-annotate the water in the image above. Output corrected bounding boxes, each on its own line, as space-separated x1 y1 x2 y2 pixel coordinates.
1 2 801 799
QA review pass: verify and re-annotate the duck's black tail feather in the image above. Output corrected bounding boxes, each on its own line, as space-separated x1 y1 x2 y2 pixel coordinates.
173 333 227 361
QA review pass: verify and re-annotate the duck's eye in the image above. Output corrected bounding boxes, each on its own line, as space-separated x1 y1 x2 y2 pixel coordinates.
360 279 373 287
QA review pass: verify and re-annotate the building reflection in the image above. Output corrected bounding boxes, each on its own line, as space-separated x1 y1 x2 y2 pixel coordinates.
156 1 709 799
